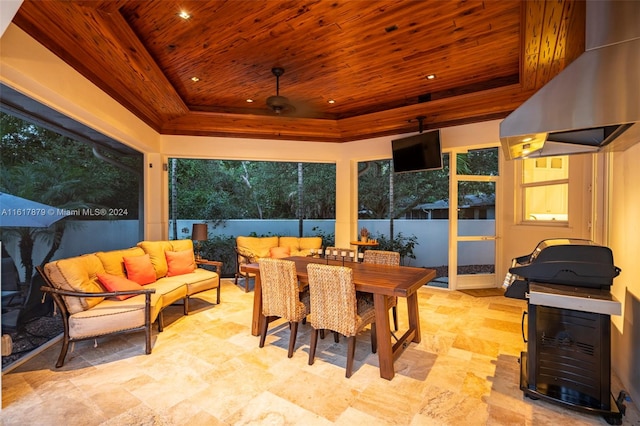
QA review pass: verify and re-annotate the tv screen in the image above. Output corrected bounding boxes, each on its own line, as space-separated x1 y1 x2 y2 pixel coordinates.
391 130 442 173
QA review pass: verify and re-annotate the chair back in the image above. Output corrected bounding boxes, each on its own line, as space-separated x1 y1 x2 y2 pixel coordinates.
363 250 400 266
258 258 306 321
307 263 358 336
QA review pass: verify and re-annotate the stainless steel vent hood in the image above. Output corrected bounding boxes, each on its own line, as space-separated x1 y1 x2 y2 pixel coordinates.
500 1 640 159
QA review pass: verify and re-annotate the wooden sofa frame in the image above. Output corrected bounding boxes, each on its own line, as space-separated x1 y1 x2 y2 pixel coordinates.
37 265 156 368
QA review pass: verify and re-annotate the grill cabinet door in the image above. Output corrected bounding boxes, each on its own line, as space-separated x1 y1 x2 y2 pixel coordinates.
527 304 611 410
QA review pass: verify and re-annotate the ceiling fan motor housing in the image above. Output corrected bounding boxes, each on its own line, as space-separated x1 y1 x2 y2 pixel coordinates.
266 95 289 114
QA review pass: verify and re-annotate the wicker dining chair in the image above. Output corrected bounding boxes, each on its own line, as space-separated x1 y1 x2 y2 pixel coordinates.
306 263 377 378
363 250 400 331
258 258 310 358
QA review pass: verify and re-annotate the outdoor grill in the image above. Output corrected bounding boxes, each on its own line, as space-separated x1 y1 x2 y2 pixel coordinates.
503 239 627 425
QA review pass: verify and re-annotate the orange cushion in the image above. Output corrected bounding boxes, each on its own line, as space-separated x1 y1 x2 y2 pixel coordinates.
97 273 142 300
123 254 156 285
269 246 291 259
165 250 196 276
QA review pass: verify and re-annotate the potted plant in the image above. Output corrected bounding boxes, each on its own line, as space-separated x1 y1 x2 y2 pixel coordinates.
360 227 369 242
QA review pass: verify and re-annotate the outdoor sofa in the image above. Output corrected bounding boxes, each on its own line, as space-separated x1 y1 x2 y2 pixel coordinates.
234 236 322 291
38 239 221 367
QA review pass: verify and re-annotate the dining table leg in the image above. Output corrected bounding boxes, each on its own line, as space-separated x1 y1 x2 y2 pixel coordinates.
373 293 394 380
406 291 421 343
251 273 264 336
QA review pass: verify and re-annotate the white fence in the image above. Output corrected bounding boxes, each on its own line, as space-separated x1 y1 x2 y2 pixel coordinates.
174 218 495 268
3 218 496 281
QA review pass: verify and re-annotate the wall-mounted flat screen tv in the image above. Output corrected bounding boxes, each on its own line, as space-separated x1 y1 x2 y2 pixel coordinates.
391 129 442 173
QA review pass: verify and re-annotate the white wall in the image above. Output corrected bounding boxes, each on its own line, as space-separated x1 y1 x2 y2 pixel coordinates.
0 1 21 38
499 152 593 279
608 143 640 405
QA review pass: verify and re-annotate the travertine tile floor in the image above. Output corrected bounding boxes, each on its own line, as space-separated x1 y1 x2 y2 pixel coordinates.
2 279 638 425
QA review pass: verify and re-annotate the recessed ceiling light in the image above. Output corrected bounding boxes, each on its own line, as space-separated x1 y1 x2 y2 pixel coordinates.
522 137 533 142
426 74 436 80
179 11 191 20
328 99 335 104
191 76 200 82
246 99 254 103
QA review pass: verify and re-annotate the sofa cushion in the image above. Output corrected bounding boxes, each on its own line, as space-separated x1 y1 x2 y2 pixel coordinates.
279 236 323 256
297 237 323 253
145 277 188 307
269 246 290 259
68 293 162 340
123 254 157 285
236 236 279 259
137 240 173 278
96 273 142 300
44 254 106 314
183 268 219 296
96 247 145 277
170 239 195 254
166 250 196 276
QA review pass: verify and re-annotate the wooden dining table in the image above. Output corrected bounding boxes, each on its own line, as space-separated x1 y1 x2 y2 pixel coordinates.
242 256 436 380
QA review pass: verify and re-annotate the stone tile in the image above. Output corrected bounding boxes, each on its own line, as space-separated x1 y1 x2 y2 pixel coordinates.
268 369 359 421
224 391 332 425
452 334 500 358
1 279 638 426
416 384 490 425
488 301 525 314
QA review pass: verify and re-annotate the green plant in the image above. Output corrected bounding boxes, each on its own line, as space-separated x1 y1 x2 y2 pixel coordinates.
310 226 333 247
360 226 369 238
372 232 418 266
199 235 236 277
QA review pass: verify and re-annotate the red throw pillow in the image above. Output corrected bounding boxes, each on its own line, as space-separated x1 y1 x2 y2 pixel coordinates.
165 250 196 276
123 254 156 285
97 273 142 300
269 246 291 259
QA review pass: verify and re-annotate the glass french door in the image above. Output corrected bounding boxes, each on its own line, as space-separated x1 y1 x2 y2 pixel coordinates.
448 148 499 290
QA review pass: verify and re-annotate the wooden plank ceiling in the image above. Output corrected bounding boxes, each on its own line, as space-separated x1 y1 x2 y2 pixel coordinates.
11 0 585 142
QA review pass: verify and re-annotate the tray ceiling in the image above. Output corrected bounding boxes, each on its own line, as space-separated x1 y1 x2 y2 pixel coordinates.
11 0 584 142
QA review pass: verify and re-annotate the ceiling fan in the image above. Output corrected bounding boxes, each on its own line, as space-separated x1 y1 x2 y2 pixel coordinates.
266 67 296 115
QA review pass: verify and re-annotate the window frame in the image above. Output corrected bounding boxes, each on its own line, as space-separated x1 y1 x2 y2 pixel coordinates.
517 155 570 225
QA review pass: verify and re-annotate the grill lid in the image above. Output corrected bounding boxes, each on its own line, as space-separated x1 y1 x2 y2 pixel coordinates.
508 239 621 288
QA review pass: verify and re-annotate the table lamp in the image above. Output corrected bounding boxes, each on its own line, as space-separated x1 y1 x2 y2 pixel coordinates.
191 223 208 260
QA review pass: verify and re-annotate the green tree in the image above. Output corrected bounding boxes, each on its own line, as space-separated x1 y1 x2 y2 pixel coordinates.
1 112 142 282
358 155 451 220
170 159 336 223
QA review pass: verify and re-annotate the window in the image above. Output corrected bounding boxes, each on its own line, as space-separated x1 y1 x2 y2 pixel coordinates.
521 155 569 222
1 86 143 368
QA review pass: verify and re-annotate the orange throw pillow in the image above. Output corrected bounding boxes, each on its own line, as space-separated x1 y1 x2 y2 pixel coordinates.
269 246 291 259
97 273 142 300
165 250 196 276
123 254 156 285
